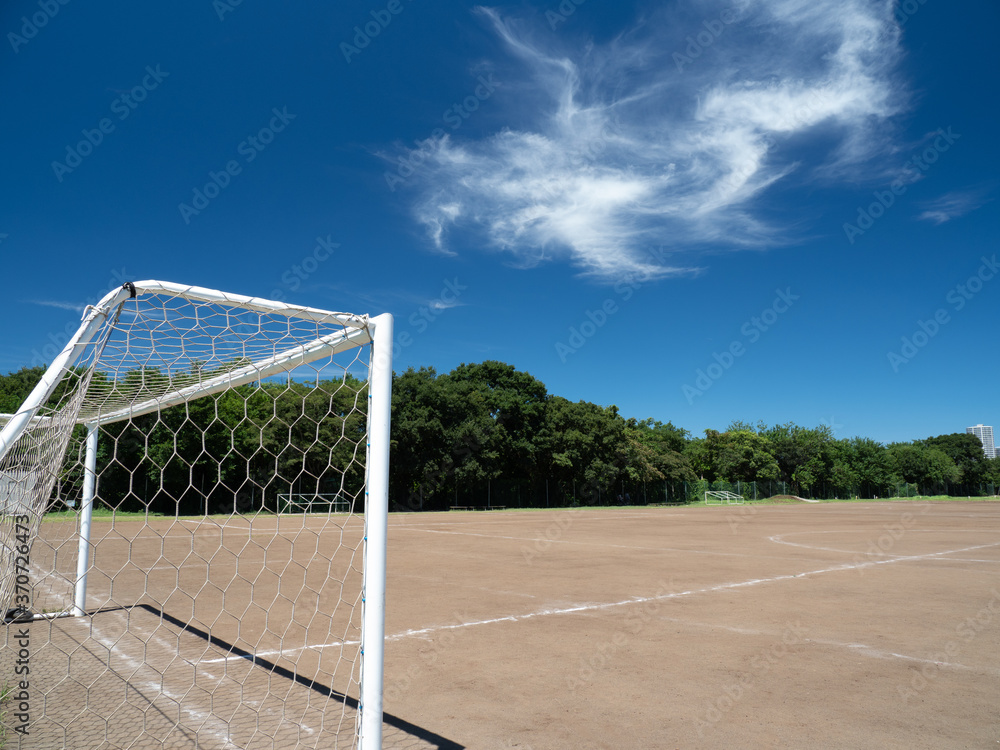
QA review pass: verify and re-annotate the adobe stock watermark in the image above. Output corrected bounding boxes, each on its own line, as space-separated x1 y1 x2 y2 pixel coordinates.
515 116 623 208
895 0 931 25
384 74 497 192
213 0 244 21
397 412 510 513
10 513 33 738
819 415 846 439
850 503 931 574
715 84 858 198
266 235 339 302
407 278 466 335
7 0 71 53
546 0 587 30
897 588 1000 705
728 502 758 534
673 7 740 72
565 578 677 692
887 255 997 372
565 114 622 170
177 106 295 224
682 288 799 404
371 276 468 398
693 621 809 737
554 245 668 363
520 508 584 564
51 65 169 182
843 127 961 244
31 268 131 367
385 278 468 368
532 117 625 203
383 609 472 703
340 0 415 64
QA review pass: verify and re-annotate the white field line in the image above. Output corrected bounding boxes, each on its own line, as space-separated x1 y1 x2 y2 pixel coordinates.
203 539 1000 666
817 641 1000 675
769 528 997 558
89 611 327 743
34 528 325 742
19 547 77 615
653 615 1000 676
88 614 241 749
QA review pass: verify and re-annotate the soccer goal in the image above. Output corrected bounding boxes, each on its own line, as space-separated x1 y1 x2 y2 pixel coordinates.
705 490 745 505
278 493 353 514
0 281 392 749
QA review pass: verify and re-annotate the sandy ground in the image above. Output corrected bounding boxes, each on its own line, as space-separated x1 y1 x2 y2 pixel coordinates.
4 501 999 749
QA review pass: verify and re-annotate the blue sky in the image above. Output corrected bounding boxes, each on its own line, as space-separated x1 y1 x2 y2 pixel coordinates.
1 0 997 446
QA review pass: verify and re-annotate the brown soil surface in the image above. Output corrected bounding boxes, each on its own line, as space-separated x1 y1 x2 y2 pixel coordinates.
5 501 999 749
381 502 1000 749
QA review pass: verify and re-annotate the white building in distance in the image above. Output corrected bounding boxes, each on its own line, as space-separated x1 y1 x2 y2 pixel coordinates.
966 424 996 459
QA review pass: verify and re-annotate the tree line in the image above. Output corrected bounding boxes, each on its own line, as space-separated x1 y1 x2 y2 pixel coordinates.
1 361 997 514
1 365 367 515
388 362 999 508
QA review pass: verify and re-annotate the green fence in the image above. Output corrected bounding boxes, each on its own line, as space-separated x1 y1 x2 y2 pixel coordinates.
396 477 1000 511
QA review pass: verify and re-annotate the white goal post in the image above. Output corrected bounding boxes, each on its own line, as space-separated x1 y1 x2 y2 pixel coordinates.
278 493 353 514
705 490 745 505
0 280 393 749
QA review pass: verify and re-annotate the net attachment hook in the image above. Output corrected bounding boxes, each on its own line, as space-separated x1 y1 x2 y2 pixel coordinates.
113 281 138 325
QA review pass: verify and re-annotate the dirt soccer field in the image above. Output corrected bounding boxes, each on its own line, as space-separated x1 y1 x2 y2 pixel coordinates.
380 501 1000 749
7 500 1000 749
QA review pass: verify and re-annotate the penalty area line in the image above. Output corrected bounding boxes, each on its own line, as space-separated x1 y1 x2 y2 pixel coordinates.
203 538 1000 665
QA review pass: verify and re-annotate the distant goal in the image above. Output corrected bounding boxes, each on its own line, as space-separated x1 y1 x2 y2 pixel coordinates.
705 490 745 505
0 280 393 749
279 493 353 514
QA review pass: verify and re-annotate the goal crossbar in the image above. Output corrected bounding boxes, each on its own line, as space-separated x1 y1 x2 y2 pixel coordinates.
89 324 375 426
0 280 393 749
278 493 353 513
0 281 375 449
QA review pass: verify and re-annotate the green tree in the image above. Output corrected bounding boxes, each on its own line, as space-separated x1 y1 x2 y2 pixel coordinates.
923 433 988 491
840 437 893 497
714 429 780 483
536 397 630 504
764 423 836 495
985 456 1000 488
446 360 549 483
389 367 451 510
683 436 715 481
389 361 551 509
626 418 696 483
0 366 48 413
887 442 959 494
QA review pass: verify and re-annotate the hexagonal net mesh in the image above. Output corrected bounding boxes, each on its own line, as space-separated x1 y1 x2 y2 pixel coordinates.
0 281 392 749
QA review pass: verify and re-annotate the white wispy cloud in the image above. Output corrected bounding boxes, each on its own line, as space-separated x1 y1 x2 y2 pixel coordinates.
29 299 87 312
917 187 992 224
430 297 464 311
394 0 907 280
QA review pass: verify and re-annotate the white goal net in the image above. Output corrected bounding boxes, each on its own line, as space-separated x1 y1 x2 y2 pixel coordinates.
0 281 392 749
278 494 354 514
705 490 744 505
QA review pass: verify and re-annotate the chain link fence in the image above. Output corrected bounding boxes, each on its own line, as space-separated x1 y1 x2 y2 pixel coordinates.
409 477 1000 511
